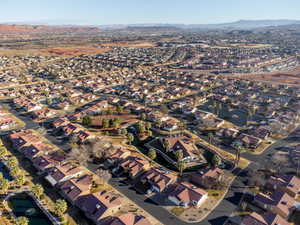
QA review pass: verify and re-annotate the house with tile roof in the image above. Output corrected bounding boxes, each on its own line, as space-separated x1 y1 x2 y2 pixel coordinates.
32 152 66 172
76 190 122 223
254 191 296 219
266 174 300 198
105 148 131 168
115 156 150 179
160 136 201 163
100 213 152 225
190 167 224 189
45 162 84 186
139 168 176 194
167 182 208 208
20 143 57 160
58 175 93 204
241 212 290 225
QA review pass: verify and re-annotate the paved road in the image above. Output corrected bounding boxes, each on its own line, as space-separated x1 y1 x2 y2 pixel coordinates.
3 97 299 225
0 100 70 151
204 125 300 225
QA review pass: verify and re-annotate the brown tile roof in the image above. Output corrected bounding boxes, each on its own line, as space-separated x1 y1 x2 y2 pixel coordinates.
255 191 295 217
76 190 122 222
168 182 207 204
32 153 66 171
101 213 152 225
242 212 290 225
163 136 198 159
140 168 176 192
59 175 93 202
267 174 300 197
46 162 82 184
120 156 148 177
20 143 56 159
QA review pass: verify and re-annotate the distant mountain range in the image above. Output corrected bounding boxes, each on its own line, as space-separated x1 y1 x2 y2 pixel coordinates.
100 19 300 30
194 19 300 29
1 19 300 33
0 24 101 34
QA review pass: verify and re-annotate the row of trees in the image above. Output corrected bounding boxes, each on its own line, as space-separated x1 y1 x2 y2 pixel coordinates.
0 173 9 194
82 116 125 129
137 121 152 137
0 142 67 223
147 147 186 176
31 184 68 221
0 146 27 194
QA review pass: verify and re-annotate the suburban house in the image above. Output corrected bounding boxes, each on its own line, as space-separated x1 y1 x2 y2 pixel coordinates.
248 127 271 140
61 123 83 136
24 103 42 112
0 116 16 130
161 118 179 131
241 212 290 225
31 107 56 120
54 102 71 110
76 190 122 223
19 143 56 160
138 168 176 194
216 128 239 139
194 110 213 121
9 130 42 150
191 167 224 189
67 112 83 121
32 153 66 172
99 213 152 225
265 174 300 198
105 148 131 168
74 130 96 143
254 191 296 219
95 100 109 109
58 175 93 204
167 182 208 208
232 133 262 149
114 156 150 179
160 136 200 162
45 162 84 186
52 117 70 129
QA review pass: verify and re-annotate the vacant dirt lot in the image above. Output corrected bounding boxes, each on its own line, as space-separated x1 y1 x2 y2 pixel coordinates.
228 69 300 86
212 43 272 49
0 45 111 56
0 48 49 56
42 46 112 56
101 41 156 48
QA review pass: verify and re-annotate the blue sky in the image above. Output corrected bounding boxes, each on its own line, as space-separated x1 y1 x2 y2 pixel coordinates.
1 0 300 25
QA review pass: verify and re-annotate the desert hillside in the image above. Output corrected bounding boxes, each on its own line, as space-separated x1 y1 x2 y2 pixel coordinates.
0 24 100 34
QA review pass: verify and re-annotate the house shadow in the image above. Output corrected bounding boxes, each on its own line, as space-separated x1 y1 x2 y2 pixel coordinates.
225 192 244 206
207 216 229 225
147 192 176 207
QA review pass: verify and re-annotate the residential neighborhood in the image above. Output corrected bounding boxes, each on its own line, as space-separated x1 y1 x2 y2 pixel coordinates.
0 11 300 225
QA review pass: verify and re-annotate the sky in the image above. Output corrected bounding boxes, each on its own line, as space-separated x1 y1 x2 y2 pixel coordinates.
1 0 300 25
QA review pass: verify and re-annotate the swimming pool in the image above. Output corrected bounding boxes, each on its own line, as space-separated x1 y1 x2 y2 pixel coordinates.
7 192 54 225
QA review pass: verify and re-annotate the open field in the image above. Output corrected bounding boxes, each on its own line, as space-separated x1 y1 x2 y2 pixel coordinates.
211 43 272 49
100 40 156 48
0 45 111 56
41 46 112 56
227 68 300 86
230 43 272 48
0 48 52 56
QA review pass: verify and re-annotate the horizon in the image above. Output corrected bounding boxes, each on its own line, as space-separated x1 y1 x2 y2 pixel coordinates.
1 0 300 25
2 18 300 27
